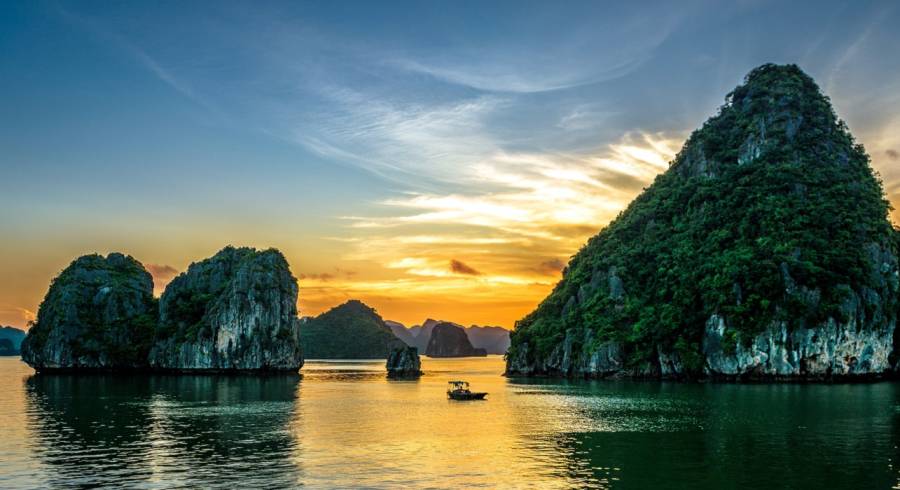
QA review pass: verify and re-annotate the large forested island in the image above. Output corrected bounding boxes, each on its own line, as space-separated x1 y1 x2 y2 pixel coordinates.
506 64 900 380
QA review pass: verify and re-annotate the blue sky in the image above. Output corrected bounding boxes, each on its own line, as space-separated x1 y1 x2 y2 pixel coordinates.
2 0 900 328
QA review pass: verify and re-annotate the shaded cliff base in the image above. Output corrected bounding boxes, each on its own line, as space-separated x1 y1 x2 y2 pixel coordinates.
504 367 900 383
506 316 900 383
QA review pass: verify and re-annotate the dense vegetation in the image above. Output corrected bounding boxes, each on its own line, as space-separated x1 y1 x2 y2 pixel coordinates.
22 253 158 367
23 246 304 371
155 246 297 346
301 300 402 359
509 64 897 374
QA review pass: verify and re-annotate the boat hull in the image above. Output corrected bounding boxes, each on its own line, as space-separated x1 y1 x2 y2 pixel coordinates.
448 392 487 400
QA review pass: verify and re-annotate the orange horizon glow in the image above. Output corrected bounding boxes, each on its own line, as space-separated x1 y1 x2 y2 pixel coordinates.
3 133 899 332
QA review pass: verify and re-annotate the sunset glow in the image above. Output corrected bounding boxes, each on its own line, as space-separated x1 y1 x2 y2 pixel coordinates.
2 2 899 329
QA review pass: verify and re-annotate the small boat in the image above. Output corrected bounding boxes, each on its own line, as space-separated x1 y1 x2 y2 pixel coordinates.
447 380 487 400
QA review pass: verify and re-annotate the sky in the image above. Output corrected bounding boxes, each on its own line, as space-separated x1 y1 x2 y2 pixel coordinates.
2 0 900 330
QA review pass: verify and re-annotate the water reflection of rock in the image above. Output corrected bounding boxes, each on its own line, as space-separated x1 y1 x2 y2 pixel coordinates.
519 381 900 489
25 374 303 488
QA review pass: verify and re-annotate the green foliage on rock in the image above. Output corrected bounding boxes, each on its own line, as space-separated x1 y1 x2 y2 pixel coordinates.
508 64 898 375
151 245 303 370
21 253 158 369
301 300 403 359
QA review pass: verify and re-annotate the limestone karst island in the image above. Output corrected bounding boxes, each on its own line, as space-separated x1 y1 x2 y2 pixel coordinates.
3 2 900 488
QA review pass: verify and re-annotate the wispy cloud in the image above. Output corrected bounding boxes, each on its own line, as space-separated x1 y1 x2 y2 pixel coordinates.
391 56 645 94
0 306 36 329
146 263 180 296
536 258 566 276
289 88 507 187
324 132 681 311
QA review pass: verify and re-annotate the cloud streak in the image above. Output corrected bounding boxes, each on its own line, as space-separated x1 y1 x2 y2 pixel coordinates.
450 259 481 276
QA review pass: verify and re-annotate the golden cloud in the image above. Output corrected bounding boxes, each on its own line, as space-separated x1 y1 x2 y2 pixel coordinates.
146 263 180 297
298 132 683 326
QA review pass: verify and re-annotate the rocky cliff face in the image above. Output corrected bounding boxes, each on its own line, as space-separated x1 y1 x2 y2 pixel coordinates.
426 322 487 358
149 246 303 372
507 64 900 380
386 346 422 378
21 253 158 371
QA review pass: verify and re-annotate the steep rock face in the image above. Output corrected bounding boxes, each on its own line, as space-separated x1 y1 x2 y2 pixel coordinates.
425 322 487 358
386 346 422 378
21 253 158 370
301 300 403 359
149 246 303 371
507 64 899 380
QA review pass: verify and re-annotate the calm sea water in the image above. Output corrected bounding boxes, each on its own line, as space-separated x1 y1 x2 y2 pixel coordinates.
0 355 898 489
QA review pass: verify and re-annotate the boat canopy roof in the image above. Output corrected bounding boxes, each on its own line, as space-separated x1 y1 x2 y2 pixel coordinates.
448 380 469 385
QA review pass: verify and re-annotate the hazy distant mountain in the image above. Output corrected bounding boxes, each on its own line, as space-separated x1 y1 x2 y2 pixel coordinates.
464 326 510 355
385 320 416 347
301 300 404 359
425 322 487 358
0 326 26 356
0 326 26 352
406 319 441 351
387 319 510 354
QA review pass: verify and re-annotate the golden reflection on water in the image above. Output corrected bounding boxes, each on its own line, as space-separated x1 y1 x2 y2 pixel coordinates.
297 357 601 488
1 356 899 489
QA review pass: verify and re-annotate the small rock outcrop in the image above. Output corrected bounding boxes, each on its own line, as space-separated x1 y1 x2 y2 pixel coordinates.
21 253 158 371
149 246 303 372
425 322 487 358
386 345 422 378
